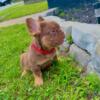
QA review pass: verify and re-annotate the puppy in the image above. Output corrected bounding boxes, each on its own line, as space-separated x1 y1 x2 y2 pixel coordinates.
20 17 65 86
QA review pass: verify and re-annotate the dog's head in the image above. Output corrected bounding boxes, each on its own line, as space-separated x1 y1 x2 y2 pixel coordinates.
26 17 65 50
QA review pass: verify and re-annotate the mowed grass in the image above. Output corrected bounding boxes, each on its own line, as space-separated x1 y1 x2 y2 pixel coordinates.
0 1 48 22
0 24 100 99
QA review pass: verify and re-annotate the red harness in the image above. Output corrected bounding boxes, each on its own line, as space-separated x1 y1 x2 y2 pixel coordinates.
31 43 56 55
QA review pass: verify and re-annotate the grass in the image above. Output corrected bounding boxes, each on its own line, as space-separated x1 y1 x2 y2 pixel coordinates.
66 34 73 44
0 24 100 99
0 1 48 22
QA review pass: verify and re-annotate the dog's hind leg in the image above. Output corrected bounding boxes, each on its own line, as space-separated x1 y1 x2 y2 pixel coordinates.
20 53 28 77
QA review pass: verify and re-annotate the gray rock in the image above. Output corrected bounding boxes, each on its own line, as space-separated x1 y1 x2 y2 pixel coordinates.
94 40 100 57
71 22 100 54
87 57 100 75
86 62 96 74
71 22 100 74
88 40 100 74
90 57 100 73
72 27 97 55
71 22 100 39
69 44 91 67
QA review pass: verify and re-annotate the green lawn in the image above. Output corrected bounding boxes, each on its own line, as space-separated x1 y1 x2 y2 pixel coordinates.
0 1 48 22
0 24 100 99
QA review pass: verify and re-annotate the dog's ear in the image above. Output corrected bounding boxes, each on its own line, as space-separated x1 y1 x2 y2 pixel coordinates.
38 16 44 22
26 18 40 36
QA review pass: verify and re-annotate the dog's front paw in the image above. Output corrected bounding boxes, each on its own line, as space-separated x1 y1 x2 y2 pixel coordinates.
34 77 43 86
21 70 27 78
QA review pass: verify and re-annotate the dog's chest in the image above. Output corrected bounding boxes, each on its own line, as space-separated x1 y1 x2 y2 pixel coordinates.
36 52 56 66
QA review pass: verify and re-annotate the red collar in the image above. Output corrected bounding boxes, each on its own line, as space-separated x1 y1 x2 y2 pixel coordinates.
31 43 56 55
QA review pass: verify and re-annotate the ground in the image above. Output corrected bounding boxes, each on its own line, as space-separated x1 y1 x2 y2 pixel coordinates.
0 24 100 99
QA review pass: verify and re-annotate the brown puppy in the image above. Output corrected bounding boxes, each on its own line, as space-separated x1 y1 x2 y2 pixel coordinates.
20 17 65 86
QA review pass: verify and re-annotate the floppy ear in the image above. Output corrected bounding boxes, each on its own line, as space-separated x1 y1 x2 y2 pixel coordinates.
38 16 44 22
26 18 40 36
